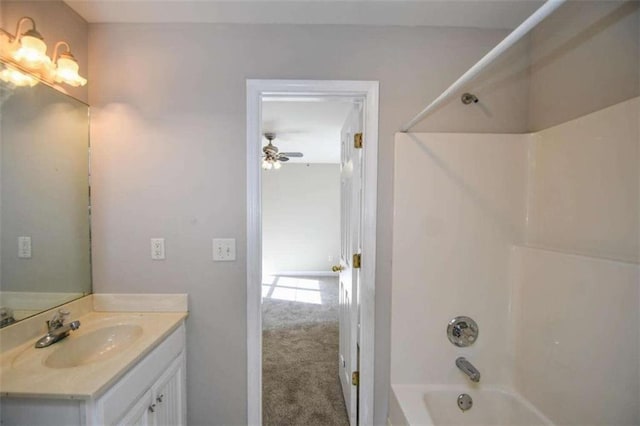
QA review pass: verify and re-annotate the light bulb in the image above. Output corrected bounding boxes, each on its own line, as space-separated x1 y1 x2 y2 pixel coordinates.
273 161 282 170
13 30 48 67
0 66 38 87
262 161 272 170
55 53 87 87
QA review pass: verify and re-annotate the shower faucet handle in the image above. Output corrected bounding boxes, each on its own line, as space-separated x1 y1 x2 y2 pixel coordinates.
453 322 469 336
447 316 479 347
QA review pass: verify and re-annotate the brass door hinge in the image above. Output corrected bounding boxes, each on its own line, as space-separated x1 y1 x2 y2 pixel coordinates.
353 253 361 269
351 371 359 386
354 132 363 149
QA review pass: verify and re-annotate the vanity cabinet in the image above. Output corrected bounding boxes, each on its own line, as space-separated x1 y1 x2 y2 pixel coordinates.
116 389 154 426
151 352 185 426
114 350 186 426
1 323 186 426
94 322 186 426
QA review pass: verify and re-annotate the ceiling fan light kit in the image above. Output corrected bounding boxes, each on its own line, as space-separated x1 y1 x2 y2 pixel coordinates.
261 132 303 171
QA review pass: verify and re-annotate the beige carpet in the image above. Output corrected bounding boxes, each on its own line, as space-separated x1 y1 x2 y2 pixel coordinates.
262 275 349 426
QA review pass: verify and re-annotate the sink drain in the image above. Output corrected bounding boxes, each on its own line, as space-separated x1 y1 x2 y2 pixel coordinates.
457 393 473 411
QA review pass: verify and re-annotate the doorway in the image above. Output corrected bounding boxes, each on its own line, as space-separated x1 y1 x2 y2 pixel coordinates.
246 80 379 426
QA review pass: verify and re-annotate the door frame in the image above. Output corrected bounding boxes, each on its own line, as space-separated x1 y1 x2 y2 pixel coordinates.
246 79 379 426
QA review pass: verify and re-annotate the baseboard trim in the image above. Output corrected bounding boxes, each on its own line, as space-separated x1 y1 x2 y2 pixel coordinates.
272 271 338 277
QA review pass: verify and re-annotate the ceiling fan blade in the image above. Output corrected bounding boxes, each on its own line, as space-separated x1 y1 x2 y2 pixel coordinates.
280 152 303 158
278 156 290 162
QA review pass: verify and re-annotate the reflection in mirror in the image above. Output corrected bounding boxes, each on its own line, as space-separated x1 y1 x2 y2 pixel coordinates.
0 60 91 327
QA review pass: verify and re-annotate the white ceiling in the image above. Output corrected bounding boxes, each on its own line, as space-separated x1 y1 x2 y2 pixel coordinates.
64 0 544 29
262 100 354 164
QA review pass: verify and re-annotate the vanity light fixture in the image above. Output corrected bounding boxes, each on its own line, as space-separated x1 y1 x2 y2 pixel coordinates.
0 63 38 87
0 17 87 88
52 42 87 87
11 18 49 67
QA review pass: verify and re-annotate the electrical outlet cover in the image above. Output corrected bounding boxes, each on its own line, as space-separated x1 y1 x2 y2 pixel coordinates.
151 238 166 260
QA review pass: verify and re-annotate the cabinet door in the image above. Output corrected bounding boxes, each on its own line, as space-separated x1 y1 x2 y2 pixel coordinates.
116 389 154 426
152 352 186 426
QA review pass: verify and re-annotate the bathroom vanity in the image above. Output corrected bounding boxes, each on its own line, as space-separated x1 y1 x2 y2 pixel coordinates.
0 296 188 426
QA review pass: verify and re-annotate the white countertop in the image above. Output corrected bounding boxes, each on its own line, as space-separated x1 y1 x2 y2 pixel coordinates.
0 311 187 400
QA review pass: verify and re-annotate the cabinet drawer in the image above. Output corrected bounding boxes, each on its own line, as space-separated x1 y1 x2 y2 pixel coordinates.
94 323 185 425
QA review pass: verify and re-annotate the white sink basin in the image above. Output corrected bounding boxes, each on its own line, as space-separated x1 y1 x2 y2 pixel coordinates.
1 311 187 398
44 324 143 369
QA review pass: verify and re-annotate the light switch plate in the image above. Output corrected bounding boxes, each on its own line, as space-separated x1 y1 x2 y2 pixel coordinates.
151 238 165 260
213 238 236 261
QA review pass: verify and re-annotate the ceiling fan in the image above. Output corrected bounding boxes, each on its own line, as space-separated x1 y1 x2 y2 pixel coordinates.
262 132 303 170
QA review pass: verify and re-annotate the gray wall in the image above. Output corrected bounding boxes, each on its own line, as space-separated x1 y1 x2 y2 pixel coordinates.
262 164 340 273
528 0 640 130
88 23 528 425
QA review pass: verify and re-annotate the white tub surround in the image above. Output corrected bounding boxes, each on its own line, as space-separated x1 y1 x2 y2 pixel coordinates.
390 97 639 425
511 246 639 425
527 97 639 263
391 132 529 388
389 385 553 426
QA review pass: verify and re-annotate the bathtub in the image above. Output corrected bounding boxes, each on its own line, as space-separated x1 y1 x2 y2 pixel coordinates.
389 385 554 426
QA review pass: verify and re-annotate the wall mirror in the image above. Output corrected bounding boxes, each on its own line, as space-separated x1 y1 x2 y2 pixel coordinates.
0 60 91 328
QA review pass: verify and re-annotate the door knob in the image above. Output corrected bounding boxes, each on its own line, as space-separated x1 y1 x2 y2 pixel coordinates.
332 264 345 272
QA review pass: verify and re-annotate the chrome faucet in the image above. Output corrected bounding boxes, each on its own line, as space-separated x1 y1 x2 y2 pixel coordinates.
35 309 81 348
456 357 481 383
0 307 16 328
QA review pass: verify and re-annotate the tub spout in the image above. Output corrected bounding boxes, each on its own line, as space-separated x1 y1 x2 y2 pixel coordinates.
456 357 481 383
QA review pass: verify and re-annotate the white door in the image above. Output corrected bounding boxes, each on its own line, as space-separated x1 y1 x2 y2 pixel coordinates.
337 102 363 426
